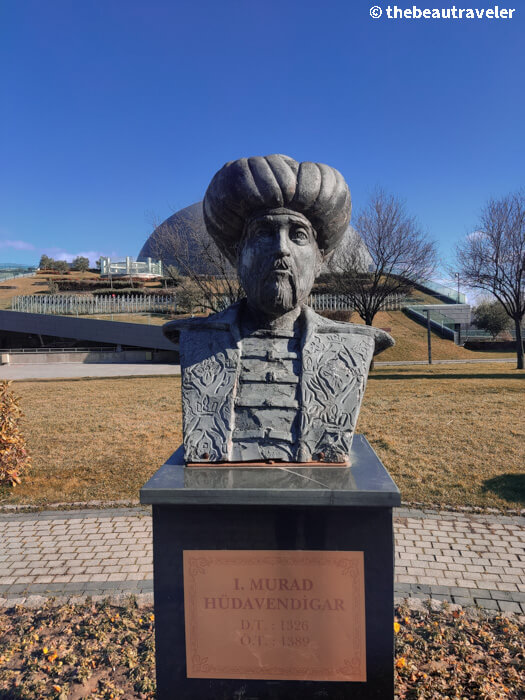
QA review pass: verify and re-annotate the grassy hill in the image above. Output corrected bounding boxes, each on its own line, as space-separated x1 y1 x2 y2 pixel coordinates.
0 272 100 310
1 276 516 361
352 310 514 361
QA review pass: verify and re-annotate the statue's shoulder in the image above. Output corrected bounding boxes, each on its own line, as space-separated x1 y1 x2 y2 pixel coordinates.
163 302 241 343
304 307 394 356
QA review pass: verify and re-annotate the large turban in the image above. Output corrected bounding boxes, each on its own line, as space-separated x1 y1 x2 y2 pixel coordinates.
203 154 351 264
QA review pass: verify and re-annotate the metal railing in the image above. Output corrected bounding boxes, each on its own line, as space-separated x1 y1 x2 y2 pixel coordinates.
4 346 153 354
11 293 176 315
404 306 457 342
407 305 458 328
4 346 117 354
0 271 35 282
308 293 407 312
463 328 520 340
415 279 467 304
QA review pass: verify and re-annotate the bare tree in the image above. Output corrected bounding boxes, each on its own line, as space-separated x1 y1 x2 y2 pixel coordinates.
144 209 244 315
327 189 437 325
456 191 525 369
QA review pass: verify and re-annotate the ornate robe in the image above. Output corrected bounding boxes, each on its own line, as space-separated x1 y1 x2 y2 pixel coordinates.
163 301 393 464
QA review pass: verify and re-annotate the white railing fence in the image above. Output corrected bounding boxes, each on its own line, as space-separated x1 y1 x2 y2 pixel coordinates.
12 292 408 316
11 294 176 315
308 293 406 312
0 272 35 283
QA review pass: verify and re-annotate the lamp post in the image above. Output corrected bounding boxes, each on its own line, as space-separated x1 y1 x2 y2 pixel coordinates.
454 273 461 344
426 308 432 364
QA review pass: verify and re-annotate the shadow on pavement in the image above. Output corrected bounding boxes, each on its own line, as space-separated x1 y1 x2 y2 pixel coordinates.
370 372 524 381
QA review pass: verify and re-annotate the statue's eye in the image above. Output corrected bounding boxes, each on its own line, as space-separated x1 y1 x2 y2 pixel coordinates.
291 228 309 243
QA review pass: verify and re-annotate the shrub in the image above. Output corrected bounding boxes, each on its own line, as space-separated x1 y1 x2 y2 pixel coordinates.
71 256 90 271
473 300 512 339
47 279 59 294
0 381 31 486
54 278 147 292
92 288 175 297
317 309 354 322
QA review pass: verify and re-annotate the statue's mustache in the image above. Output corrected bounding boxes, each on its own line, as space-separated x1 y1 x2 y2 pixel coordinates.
261 258 297 308
265 257 295 277
273 257 291 270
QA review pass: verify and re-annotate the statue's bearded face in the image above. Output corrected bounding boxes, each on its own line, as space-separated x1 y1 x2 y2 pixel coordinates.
238 212 321 317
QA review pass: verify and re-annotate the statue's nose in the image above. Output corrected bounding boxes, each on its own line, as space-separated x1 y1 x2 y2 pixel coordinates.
275 227 291 256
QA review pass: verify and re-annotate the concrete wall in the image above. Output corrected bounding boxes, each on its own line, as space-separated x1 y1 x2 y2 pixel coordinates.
412 304 471 324
0 311 177 351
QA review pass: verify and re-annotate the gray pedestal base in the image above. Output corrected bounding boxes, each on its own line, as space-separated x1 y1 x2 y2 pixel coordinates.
141 435 401 699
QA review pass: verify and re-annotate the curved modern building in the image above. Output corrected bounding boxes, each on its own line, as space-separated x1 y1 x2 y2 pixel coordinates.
138 202 223 275
138 201 371 274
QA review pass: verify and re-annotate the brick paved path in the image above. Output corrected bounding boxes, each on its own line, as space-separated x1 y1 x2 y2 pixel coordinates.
1 507 524 612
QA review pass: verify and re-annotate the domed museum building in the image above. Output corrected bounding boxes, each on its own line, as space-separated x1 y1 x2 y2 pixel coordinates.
138 201 371 275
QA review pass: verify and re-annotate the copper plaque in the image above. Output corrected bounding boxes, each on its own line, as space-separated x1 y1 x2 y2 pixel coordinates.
183 550 366 681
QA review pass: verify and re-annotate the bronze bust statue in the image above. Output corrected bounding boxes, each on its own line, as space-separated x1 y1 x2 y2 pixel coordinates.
164 155 393 465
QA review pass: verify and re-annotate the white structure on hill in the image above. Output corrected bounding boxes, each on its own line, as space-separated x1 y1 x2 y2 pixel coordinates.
100 256 163 278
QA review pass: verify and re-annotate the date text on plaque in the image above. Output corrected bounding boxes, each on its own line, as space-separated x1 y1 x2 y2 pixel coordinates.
183 550 366 681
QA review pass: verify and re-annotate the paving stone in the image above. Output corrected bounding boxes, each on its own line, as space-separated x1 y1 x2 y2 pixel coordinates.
452 595 474 606
25 595 49 608
3 596 27 607
474 598 499 610
468 588 494 599
492 590 521 602
455 578 478 588
107 573 125 582
447 563 466 571
497 600 522 613
427 584 451 595
1 506 524 608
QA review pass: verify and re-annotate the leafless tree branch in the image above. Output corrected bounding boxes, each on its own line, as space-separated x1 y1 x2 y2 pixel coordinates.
145 214 245 314
326 189 437 325
456 190 525 368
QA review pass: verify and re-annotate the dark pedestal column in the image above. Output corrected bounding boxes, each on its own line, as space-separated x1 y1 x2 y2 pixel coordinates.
140 434 400 700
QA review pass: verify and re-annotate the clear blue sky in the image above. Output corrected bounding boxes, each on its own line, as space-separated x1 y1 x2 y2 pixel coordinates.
1 0 523 282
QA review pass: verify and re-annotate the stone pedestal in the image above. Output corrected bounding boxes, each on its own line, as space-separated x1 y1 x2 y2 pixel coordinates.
140 434 400 700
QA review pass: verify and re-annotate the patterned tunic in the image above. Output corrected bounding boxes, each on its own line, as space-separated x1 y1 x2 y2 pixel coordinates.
231 328 301 461
170 302 394 464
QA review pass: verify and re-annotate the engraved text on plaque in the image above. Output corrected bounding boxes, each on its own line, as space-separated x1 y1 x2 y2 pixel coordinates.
183 550 366 681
